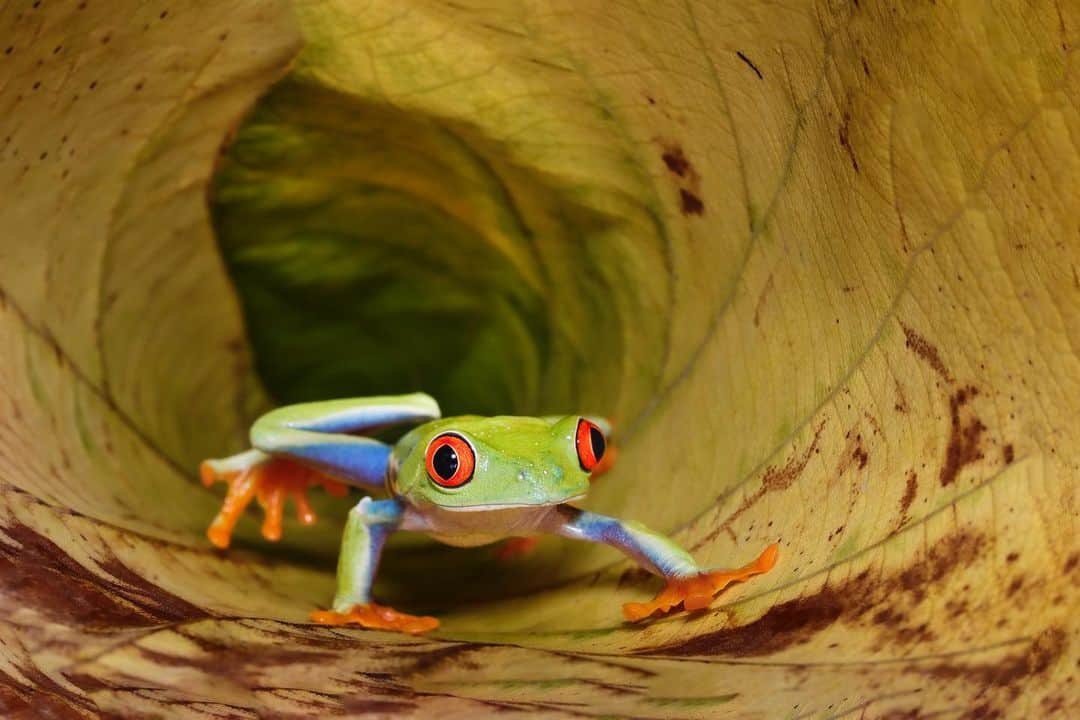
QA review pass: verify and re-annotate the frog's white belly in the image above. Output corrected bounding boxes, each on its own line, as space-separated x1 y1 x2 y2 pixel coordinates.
400 503 563 547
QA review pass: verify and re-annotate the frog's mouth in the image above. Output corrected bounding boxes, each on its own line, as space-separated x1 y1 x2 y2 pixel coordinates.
431 494 587 512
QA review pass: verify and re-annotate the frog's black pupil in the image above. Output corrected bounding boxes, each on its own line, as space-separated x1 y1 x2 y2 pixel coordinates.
433 443 459 479
589 426 606 460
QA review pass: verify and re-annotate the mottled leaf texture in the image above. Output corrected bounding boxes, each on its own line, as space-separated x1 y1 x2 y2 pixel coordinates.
0 0 1077 718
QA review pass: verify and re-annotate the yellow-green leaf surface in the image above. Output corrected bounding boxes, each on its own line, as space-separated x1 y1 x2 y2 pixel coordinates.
1 0 1077 717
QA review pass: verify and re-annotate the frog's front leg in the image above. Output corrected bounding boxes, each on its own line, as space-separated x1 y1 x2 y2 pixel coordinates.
309 497 438 634
546 507 778 621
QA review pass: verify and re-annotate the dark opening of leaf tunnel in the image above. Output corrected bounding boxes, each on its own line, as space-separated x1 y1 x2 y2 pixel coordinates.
212 78 647 421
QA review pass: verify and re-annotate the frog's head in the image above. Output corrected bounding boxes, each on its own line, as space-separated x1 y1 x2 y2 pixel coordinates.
390 415 610 510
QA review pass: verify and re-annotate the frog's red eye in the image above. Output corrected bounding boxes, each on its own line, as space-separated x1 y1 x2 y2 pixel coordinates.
575 419 606 472
425 433 475 488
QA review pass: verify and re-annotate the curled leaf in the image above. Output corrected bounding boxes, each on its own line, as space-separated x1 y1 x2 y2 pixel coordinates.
0 0 1076 717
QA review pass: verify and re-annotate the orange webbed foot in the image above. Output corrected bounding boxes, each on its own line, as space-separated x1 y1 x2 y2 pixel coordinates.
622 543 779 622
202 456 348 548
496 536 541 561
310 603 440 635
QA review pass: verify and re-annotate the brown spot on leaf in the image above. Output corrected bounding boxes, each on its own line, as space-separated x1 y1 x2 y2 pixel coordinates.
852 445 868 469
944 598 968 618
343 699 419 715
661 147 690 177
863 411 883 437
897 532 986 606
138 642 340 688
659 141 705 218
836 428 870 479
0 524 205 627
736 50 763 79
97 558 208 621
644 579 851 657
940 386 986 487
895 471 918 531
0 670 92 719
762 424 825 493
405 644 479 677
679 188 704 215
913 627 1066 717
1002 443 1014 463
873 607 906 626
900 322 954 383
880 710 922 720
693 423 825 549
963 704 1003 719
753 273 775 328
1041 695 1065 714
894 379 909 413
838 111 859 172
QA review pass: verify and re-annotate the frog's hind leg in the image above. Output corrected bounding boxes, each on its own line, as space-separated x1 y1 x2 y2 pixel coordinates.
546 506 778 622
202 395 438 550
310 497 439 635
250 394 440 489
201 450 349 548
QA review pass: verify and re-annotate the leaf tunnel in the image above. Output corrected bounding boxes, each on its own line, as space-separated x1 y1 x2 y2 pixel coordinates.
0 0 1076 717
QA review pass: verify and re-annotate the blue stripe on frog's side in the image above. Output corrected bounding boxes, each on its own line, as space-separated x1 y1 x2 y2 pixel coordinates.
249 394 439 490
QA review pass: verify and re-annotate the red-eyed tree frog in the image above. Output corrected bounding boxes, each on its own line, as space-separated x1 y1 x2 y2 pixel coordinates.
201 393 778 634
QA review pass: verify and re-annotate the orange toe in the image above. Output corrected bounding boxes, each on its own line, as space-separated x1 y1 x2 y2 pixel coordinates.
259 485 285 542
205 469 259 549
310 603 439 635
623 543 780 622
199 461 216 487
293 491 317 525
206 523 233 550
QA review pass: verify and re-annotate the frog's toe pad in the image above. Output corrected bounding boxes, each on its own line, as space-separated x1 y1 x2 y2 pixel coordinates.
622 543 779 622
310 603 439 635
200 460 235 487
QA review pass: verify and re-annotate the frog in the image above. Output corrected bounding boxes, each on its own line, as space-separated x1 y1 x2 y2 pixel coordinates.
201 393 779 634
